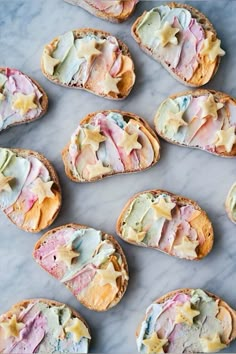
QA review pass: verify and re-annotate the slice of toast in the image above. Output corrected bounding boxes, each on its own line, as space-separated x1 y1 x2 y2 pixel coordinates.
0 148 61 233
64 0 138 23
116 189 213 260
62 110 160 182
0 67 48 132
154 89 236 157
41 29 135 100
132 2 225 87
33 223 129 311
136 288 236 353
0 298 91 353
225 182 236 224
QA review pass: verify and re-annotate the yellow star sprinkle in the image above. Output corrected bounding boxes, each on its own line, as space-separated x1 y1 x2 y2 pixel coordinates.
166 111 188 134
127 227 146 243
175 301 200 326
200 333 227 352
56 244 80 267
151 196 176 220
42 52 60 75
77 39 101 61
87 161 112 180
118 131 142 155
156 21 180 47
214 126 236 153
0 172 14 192
82 127 106 151
0 93 5 101
12 93 37 116
96 262 122 290
103 73 121 95
173 236 199 259
65 318 91 342
0 315 24 338
200 94 224 119
30 177 55 204
200 33 225 62
142 332 168 354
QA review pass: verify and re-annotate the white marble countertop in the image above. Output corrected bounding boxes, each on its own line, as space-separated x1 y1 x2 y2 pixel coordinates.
1 0 236 353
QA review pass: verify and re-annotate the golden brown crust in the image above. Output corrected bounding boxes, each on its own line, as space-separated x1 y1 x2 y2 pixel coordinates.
4 148 61 233
116 189 214 260
0 67 48 131
33 223 129 312
62 110 160 183
131 3 221 87
41 29 135 100
154 89 236 158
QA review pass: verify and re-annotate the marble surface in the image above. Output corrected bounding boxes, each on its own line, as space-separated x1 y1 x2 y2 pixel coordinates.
1 0 236 352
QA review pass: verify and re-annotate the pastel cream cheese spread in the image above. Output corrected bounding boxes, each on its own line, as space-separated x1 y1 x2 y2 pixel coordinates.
134 5 225 86
64 111 160 182
225 182 236 223
118 191 213 260
0 299 90 353
33 225 129 311
0 148 61 232
137 289 234 353
155 91 236 156
42 31 135 98
0 68 43 132
82 0 137 18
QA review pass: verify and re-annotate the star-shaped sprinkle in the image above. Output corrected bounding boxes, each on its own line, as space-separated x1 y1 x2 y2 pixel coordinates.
156 21 180 47
166 111 188 134
0 172 14 192
117 131 142 155
65 318 91 342
77 39 101 61
200 333 227 352
175 301 200 326
151 196 176 221
200 94 224 119
82 127 106 151
214 126 236 153
0 315 24 338
96 262 122 290
173 236 199 259
87 161 112 180
12 93 37 116
56 244 80 267
42 52 60 75
0 93 5 101
200 33 225 62
103 73 121 95
142 333 168 354
30 177 55 204
127 227 146 243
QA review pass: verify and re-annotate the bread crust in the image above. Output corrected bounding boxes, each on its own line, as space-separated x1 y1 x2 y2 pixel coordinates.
41 29 135 100
116 189 214 260
154 89 236 158
3 148 61 233
64 0 137 23
131 2 221 87
33 223 129 312
62 110 160 183
0 67 48 132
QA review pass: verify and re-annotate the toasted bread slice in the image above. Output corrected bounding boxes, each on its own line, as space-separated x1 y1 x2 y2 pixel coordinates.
116 189 213 260
154 89 236 157
33 223 129 311
0 298 91 353
225 182 236 224
41 29 135 100
0 67 48 132
136 288 236 353
132 2 225 87
62 110 160 182
0 148 61 233
64 0 138 23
